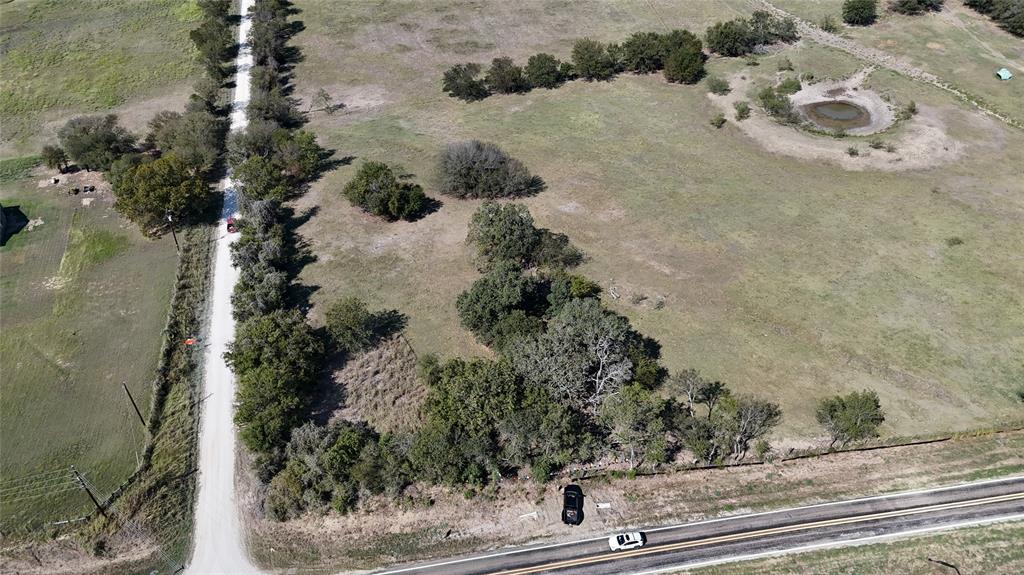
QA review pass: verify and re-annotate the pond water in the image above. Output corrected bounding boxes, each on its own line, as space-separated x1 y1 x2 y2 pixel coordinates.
802 100 871 130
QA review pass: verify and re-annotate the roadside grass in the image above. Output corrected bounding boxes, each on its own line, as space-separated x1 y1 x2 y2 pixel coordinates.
771 0 1024 121
291 0 1024 439
0 168 178 534
0 0 200 155
687 520 1024 575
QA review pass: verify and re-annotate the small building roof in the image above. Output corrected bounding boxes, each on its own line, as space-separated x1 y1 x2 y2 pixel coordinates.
996 68 1013 80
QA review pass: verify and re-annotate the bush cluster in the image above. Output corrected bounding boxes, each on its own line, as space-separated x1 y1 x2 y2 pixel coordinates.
757 85 800 123
705 10 799 57
843 0 879 25
342 161 426 221
964 0 1023 37
442 28 709 102
437 140 543 199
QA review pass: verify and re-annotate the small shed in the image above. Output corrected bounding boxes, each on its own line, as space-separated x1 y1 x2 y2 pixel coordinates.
996 68 1013 81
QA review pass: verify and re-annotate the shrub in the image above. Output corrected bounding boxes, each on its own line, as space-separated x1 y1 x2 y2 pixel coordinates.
777 77 802 95
342 161 426 221
816 390 885 448
438 140 542 199
572 38 616 81
778 57 794 71
443 63 490 101
843 0 879 25
466 201 541 268
757 86 799 123
524 53 565 88
485 57 530 94
890 0 944 15
820 14 841 32
663 45 707 84
868 138 885 149
58 115 136 171
734 101 751 120
705 19 754 56
846 146 860 156
710 113 727 129
885 143 898 153
705 75 731 95
945 236 964 247
898 100 919 120
747 10 799 44
456 261 540 346
325 296 377 355
622 31 668 73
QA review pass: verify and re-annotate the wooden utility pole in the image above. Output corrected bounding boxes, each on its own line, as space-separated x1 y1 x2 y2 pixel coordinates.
122 382 147 430
166 211 180 253
71 466 106 518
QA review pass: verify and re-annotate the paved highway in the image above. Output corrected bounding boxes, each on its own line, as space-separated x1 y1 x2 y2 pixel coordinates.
373 476 1024 575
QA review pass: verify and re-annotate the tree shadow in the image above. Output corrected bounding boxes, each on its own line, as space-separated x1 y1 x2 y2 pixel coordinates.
369 309 409 342
0 205 30 246
308 348 348 426
406 195 443 222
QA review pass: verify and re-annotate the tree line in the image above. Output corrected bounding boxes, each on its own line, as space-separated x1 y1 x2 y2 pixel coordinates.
442 29 710 102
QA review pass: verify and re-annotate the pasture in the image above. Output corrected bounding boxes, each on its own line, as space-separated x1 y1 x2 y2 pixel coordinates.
291 0 1024 441
0 161 178 532
0 0 201 156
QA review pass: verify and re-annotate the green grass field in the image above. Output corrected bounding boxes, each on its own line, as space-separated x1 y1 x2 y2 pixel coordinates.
0 0 201 156
0 161 178 532
689 520 1024 575
291 0 1024 441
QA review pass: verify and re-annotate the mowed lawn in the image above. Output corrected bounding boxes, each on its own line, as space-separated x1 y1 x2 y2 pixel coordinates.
0 0 201 156
291 0 1024 440
0 162 178 531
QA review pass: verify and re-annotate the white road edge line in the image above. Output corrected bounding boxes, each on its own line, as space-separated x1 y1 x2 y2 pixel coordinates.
626 513 1024 575
371 474 1023 575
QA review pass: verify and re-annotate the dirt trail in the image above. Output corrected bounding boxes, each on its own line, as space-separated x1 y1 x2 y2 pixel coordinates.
186 0 261 573
754 0 1023 129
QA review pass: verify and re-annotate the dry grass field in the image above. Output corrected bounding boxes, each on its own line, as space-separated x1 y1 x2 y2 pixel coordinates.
290 0 1024 441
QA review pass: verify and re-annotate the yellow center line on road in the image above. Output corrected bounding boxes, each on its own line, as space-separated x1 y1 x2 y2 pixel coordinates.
490 492 1024 575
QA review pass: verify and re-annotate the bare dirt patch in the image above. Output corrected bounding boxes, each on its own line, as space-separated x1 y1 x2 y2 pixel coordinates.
709 72 963 171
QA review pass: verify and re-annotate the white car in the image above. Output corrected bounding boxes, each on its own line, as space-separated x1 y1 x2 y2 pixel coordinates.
608 532 646 551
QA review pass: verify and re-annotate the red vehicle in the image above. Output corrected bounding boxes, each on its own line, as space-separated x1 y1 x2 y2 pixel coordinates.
226 216 237 233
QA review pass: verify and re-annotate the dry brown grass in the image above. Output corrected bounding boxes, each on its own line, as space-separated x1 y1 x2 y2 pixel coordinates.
329 335 426 433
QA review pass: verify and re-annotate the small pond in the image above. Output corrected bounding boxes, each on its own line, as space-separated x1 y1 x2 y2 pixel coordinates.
802 100 872 130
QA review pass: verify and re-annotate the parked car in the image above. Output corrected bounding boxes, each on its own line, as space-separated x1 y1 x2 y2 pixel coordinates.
226 216 237 233
608 532 646 551
561 484 584 525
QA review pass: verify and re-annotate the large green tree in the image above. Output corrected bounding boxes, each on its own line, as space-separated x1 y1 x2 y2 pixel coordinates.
342 161 426 221
58 114 136 171
112 153 211 234
508 298 633 411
